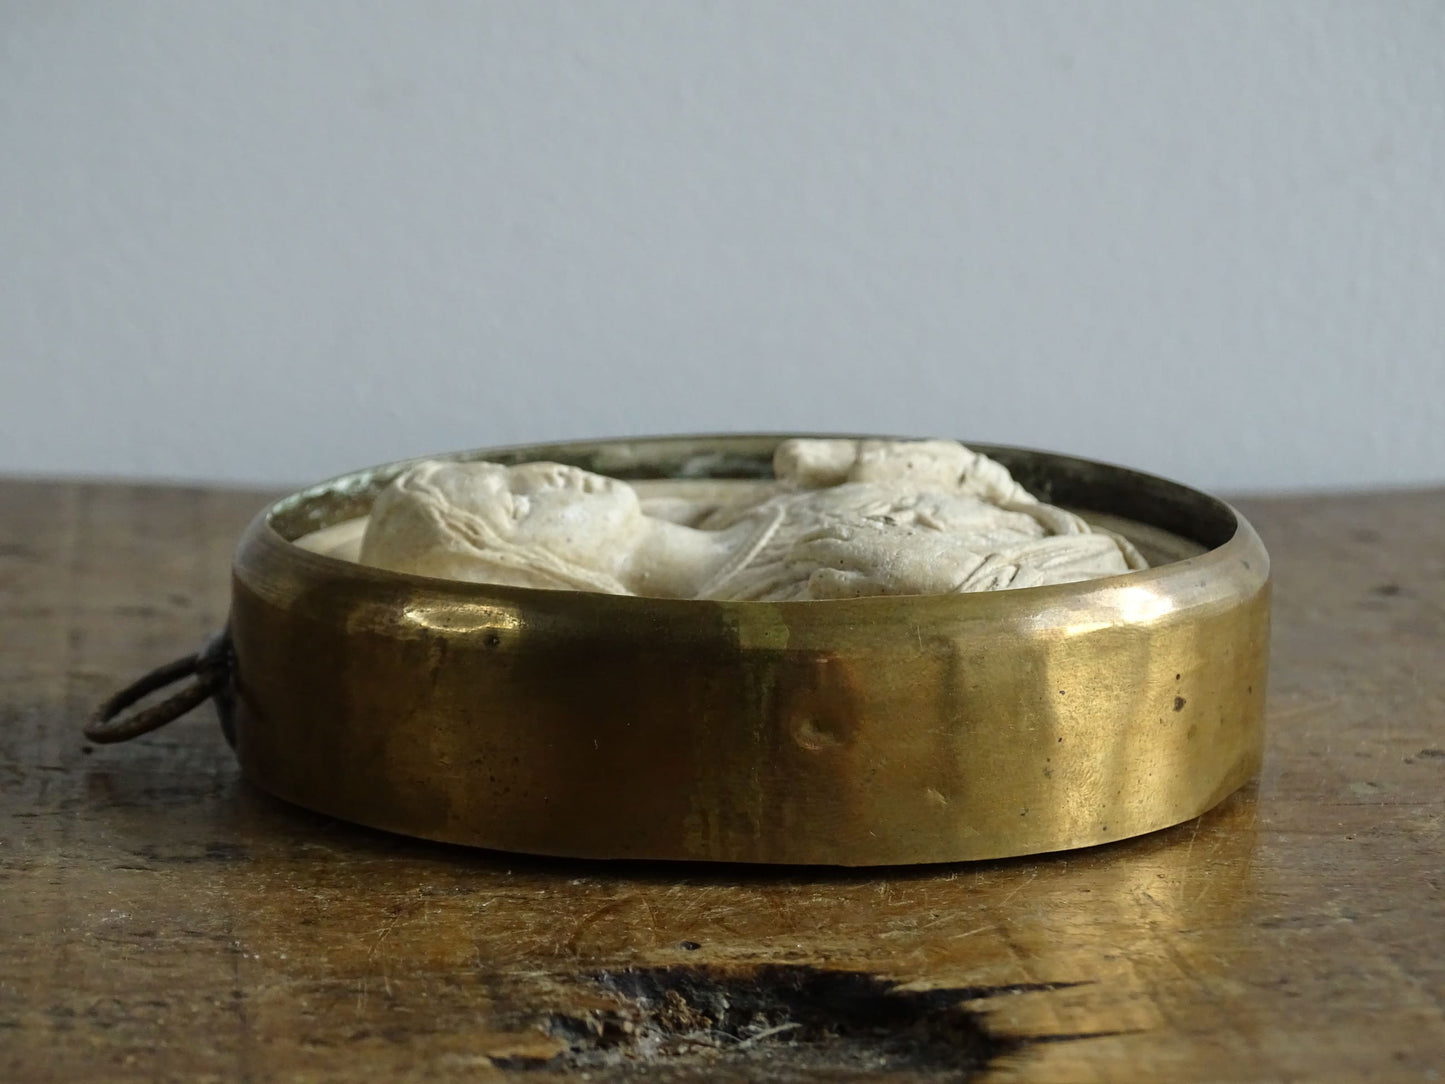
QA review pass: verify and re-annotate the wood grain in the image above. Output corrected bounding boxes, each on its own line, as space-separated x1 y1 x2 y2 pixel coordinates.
1 478 1442 1081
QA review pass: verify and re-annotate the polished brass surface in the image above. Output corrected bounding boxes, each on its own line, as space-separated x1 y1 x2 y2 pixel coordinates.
227 435 1269 865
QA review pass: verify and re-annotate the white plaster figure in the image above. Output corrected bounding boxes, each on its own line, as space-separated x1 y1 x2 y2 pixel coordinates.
342 440 1146 600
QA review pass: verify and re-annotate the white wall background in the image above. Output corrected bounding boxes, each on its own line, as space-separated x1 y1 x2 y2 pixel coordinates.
2 2 1442 493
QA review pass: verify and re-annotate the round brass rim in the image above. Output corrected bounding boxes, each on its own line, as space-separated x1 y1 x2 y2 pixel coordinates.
226 434 1270 866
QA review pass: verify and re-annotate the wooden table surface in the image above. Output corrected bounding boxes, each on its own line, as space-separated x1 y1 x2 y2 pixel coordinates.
2 478 1443 1082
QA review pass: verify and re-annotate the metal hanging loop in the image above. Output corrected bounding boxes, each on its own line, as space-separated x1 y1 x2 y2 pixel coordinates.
85 631 232 744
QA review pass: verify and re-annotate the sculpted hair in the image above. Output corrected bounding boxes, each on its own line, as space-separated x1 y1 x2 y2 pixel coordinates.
363 461 633 594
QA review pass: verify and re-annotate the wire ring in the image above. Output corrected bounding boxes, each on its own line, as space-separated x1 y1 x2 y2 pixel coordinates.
85 631 231 744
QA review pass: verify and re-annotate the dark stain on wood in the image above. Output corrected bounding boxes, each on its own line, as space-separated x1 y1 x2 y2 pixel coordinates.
495 963 1094 1080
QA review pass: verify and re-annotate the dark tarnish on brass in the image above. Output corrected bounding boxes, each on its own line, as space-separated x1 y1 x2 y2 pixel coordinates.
98 434 1271 865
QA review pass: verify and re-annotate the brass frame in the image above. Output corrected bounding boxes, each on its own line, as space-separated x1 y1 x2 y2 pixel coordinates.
225 435 1269 866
